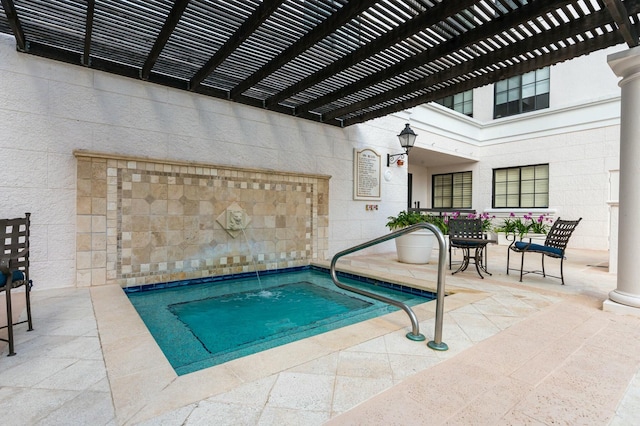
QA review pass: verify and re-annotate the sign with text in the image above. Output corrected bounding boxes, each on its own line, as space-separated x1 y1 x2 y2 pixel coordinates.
353 148 381 200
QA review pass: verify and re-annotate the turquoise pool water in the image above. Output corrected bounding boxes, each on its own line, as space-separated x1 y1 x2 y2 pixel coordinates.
126 267 434 375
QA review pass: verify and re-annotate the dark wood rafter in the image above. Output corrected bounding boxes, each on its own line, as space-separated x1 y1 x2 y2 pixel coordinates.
82 0 95 67
141 0 191 80
342 29 627 127
604 0 639 46
228 0 371 100
324 5 636 123
0 0 638 127
264 0 478 108
295 0 576 117
189 0 286 91
1 0 25 51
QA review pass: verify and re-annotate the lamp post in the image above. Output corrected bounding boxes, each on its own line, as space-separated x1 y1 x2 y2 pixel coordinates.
387 123 417 167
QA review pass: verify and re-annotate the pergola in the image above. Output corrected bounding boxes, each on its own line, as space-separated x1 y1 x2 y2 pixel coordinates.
1 0 639 127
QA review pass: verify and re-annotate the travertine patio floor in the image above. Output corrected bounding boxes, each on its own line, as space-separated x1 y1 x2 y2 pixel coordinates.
1 245 639 425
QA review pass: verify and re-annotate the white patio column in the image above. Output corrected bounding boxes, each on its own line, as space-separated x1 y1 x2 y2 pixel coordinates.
605 46 640 315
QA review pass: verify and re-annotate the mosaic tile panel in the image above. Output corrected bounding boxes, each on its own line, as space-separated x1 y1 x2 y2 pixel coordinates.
75 152 330 288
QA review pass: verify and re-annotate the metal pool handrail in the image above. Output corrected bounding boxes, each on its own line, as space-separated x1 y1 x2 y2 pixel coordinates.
329 223 448 351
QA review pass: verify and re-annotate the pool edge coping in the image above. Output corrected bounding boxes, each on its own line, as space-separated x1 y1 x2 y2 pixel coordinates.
92 266 487 425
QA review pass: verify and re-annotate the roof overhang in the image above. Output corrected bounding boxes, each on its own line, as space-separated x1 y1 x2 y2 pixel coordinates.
2 0 639 127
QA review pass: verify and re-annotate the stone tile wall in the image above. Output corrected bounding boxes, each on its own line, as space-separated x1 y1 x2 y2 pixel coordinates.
75 151 330 288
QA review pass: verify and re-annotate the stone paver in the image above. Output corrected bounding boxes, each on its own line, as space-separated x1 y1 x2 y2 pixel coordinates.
0 247 638 425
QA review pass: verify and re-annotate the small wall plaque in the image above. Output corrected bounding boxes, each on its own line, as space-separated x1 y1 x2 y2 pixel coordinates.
353 148 381 201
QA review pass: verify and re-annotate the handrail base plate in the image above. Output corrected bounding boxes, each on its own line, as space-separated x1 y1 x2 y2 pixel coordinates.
427 340 449 351
406 332 426 341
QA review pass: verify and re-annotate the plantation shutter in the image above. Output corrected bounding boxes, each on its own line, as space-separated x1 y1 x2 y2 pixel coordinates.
433 172 471 208
493 165 549 208
534 164 549 207
453 172 472 208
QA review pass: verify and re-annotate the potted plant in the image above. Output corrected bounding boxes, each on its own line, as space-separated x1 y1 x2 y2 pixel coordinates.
494 214 519 245
494 213 553 245
386 211 446 264
522 213 553 241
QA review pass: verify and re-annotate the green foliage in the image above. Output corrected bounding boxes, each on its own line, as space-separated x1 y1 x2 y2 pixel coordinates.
495 213 553 237
386 210 447 234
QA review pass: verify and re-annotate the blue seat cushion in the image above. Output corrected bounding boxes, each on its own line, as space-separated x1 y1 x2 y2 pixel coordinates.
0 270 26 286
451 239 485 248
514 241 563 257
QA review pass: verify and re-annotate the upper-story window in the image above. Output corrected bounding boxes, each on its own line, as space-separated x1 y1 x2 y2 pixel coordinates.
433 171 472 209
493 164 549 208
494 67 550 119
434 90 473 117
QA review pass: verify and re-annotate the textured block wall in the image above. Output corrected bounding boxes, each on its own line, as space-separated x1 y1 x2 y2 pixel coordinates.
1 35 406 289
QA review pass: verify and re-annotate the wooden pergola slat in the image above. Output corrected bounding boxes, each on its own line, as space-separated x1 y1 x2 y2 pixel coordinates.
0 0 638 127
228 0 371 100
1 0 25 51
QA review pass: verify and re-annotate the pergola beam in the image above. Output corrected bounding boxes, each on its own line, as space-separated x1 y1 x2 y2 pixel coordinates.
604 0 639 47
82 0 95 66
1 0 26 51
141 0 191 80
343 30 625 126
264 0 477 108
189 0 285 90
295 0 575 117
324 6 624 122
228 0 370 100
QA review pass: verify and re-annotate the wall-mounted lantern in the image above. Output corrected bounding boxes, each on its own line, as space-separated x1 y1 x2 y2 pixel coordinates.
387 123 417 167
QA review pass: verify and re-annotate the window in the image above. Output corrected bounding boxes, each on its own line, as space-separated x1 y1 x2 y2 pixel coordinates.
493 164 549 208
432 171 472 209
494 67 550 118
434 90 473 116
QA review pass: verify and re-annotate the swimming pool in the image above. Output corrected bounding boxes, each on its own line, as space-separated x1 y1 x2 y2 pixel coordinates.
126 267 435 375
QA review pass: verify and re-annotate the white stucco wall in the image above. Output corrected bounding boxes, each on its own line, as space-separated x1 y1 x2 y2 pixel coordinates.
407 94 620 251
0 35 408 289
404 44 623 252
1 31 624 289
472 45 626 123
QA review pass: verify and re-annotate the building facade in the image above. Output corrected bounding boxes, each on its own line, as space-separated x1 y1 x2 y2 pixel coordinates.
407 45 623 256
0 33 624 290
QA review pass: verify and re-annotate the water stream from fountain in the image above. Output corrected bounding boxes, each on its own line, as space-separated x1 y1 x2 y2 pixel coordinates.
241 228 272 298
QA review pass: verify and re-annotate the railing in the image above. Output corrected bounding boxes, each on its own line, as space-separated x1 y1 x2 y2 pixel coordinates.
329 223 448 351
408 208 476 217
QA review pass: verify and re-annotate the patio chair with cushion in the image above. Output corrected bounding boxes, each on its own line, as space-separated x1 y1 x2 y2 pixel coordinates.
0 213 33 356
507 217 582 285
449 218 493 278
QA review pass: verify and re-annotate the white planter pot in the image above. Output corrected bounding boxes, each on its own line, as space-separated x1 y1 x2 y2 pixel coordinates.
497 232 546 245
496 232 512 246
395 230 437 264
522 233 547 243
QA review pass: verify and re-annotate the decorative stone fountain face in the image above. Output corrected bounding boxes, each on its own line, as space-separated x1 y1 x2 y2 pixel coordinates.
74 152 330 287
217 202 251 238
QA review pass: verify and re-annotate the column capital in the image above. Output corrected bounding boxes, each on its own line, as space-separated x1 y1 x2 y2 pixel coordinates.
608 46 640 83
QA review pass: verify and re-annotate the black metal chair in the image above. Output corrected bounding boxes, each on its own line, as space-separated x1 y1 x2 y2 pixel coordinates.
0 213 33 356
449 218 492 278
507 217 582 285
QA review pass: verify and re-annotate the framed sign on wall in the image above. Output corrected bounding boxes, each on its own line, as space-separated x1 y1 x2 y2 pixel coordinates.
353 148 381 201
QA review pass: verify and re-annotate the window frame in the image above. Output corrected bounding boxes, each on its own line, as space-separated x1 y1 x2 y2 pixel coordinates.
434 90 473 117
492 164 549 209
494 67 550 119
432 171 473 209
